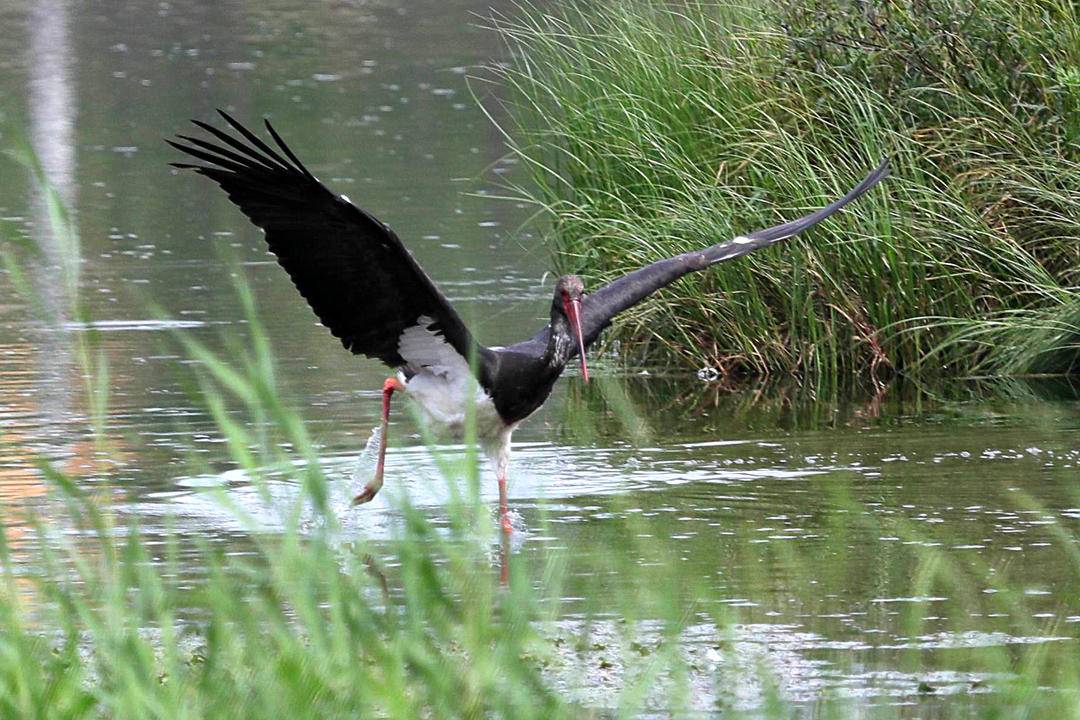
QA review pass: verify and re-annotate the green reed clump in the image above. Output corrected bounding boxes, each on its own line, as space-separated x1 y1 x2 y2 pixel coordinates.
494 0 1080 386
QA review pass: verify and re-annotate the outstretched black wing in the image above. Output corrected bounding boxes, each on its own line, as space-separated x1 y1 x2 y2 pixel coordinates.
169 110 486 373
577 158 890 345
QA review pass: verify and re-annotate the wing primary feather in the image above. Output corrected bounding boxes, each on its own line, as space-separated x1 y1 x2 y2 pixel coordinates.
263 119 318 182
703 157 889 263
174 134 276 175
216 109 296 172
742 157 890 244
201 171 314 203
574 158 891 346
190 119 289 173
164 140 256 176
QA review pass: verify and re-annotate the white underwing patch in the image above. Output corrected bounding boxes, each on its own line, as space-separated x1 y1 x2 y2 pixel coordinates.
398 316 468 378
397 316 505 443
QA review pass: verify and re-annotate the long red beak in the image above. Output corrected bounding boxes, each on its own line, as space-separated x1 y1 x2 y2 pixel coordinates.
564 296 589 383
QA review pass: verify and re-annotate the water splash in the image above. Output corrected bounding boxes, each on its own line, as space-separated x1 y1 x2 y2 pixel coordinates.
350 425 382 485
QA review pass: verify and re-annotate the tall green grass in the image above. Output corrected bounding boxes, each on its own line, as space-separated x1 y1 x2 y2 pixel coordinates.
0 354 571 719
493 0 1080 387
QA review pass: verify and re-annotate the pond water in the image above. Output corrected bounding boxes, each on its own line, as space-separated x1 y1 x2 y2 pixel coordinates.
2 0 1080 715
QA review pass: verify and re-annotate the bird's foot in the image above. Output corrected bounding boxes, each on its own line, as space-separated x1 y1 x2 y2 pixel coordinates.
352 485 378 506
498 508 527 537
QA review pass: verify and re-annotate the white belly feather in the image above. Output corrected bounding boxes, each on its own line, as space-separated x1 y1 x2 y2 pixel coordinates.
401 369 507 441
397 316 508 444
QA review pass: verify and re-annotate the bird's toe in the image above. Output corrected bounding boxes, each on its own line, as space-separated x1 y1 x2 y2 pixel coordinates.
352 487 378 506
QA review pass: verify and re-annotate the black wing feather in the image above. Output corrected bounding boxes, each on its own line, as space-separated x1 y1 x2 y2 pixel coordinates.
576 159 890 345
170 112 487 374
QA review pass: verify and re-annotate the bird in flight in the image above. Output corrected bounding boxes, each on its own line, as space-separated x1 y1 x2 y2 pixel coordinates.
170 110 888 535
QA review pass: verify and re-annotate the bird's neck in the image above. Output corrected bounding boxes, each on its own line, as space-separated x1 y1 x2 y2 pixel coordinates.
542 316 577 372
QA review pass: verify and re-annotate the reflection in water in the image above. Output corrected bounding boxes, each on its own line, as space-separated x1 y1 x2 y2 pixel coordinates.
0 0 82 505
0 0 84 572
29 0 75 193
29 0 78 312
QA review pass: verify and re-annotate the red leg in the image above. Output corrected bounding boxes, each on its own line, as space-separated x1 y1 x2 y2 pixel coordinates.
491 437 513 585
498 470 511 585
353 377 405 505
497 470 512 535
499 531 509 586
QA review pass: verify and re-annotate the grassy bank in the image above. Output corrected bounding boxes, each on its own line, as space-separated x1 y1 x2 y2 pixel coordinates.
495 0 1080 386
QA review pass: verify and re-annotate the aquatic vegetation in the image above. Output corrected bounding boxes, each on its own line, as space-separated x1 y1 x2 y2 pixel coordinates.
494 0 1080 386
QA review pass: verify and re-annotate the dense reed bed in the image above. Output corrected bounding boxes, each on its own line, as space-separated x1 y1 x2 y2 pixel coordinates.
494 0 1080 387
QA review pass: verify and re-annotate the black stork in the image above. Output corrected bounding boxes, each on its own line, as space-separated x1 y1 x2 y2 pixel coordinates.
169 111 889 535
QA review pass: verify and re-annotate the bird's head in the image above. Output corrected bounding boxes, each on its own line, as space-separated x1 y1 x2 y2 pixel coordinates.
552 274 589 383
